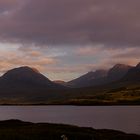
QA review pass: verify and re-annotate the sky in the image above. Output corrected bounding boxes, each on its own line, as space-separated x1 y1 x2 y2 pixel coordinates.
0 0 140 81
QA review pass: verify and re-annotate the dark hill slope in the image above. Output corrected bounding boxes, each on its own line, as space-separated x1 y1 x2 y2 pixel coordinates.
67 64 132 88
120 63 140 82
0 66 66 99
0 66 52 86
67 70 108 88
107 64 132 82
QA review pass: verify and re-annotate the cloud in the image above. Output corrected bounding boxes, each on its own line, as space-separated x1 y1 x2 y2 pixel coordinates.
0 43 139 81
75 44 105 55
0 44 57 75
0 0 140 47
0 0 140 81
0 0 19 10
70 46 140 69
0 0 22 17
113 48 140 59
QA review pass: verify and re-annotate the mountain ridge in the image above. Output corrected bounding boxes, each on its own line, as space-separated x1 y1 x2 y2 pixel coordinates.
0 63 139 105
66 63 133 88
67 69 108 88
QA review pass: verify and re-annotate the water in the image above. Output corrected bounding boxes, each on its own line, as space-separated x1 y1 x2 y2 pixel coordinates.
0 106 139 134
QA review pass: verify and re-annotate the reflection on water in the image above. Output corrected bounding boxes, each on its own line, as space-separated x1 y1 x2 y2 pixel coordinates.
0 106 139 134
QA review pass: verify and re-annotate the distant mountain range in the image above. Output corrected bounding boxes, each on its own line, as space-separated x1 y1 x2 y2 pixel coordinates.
0 63 140 105
66 64 134 88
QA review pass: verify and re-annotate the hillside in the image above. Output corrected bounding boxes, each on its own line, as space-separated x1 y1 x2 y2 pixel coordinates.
48 63 140 105
0 66 67 104
67 70 108 88
66 64 132 88
0 63 140 105
121 63 140 82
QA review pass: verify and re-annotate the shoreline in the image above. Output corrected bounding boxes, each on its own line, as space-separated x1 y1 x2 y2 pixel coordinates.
0 103 140 106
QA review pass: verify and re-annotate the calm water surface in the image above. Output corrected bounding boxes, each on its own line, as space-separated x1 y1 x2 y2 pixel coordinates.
0 106 139 134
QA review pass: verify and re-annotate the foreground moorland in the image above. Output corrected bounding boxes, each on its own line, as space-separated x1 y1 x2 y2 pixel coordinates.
0 120 139 140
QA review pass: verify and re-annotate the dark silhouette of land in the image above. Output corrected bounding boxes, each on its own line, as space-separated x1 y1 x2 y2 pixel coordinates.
0 119 139 140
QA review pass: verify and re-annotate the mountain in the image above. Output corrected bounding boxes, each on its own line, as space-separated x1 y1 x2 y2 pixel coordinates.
67 70 108 88
1 66 52 86
107 64 133 82
0 66 65 99
120 63 140 82
0 63 139 105
56 63 140 105
136 62 140 68
67 64 132 88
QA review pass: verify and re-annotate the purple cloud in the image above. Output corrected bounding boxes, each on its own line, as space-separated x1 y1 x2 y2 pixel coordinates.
0 0 140 47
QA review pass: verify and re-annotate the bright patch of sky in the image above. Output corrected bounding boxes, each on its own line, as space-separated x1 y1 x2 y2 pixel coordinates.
0 42 19 51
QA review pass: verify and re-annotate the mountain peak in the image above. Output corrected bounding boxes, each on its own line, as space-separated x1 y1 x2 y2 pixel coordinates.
107 64 132 82
112 64 132 69
136 62 140 68
9 66 40 73
0 66 66 96
3 66 42 78
2 66 53 86
109 64 132 74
